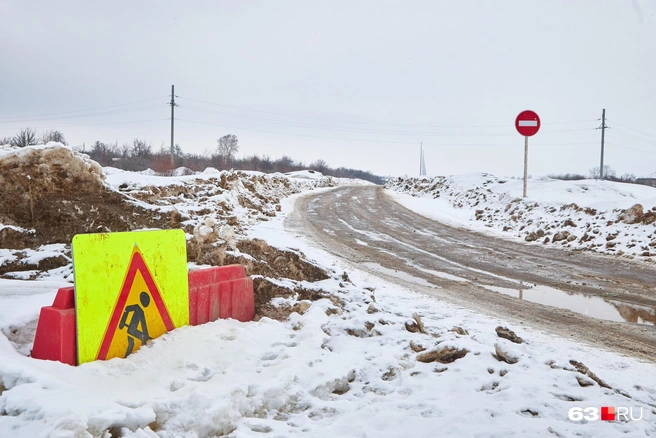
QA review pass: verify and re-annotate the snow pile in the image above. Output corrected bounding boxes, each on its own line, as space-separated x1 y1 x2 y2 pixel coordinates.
105 167 337 270
386 174 656 258
172 167 194 176
1 208 656 436
1 164 656 436
105 167 336 234
284 169 325 180
0 144 339 280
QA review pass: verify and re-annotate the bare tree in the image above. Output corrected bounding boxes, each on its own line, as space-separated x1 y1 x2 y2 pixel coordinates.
40 129 67 145
216 134 239 162
131 138 152 158
589 165 616 180
92 141 110 156
275 155 295 173
260 155 273 173
11 128 38 147
620 173 636 182
119 142 131 158
0 137 12 145
310 159 328 173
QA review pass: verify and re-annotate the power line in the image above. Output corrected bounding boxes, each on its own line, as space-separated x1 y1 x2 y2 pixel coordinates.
0 118 169 131
0 104 167 124
606 142 656 155
0 96 168 122
180 104 593 138
181 104 511 136
606 119 656 140
177 95 596 129
611 128 656 146
176 118 598 147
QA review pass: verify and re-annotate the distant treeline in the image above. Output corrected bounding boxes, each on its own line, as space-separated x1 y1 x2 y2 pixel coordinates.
83 138 385 184
1 128 384 184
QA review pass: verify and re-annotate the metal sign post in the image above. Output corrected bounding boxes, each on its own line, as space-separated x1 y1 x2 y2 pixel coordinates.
515 110 541 198
523 136 528 198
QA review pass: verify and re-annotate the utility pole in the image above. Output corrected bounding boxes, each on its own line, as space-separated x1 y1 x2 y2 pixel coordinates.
598 109 608 180
169 85 177 166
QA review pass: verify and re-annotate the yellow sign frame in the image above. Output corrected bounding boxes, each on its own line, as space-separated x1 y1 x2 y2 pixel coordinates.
72 230 188 364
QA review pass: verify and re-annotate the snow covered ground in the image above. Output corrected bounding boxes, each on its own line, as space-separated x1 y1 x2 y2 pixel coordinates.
386 174 656 259
1 196 656 437
1 152 656 437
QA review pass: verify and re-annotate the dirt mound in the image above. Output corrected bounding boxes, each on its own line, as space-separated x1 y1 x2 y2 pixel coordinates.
0 252 69 277
186 238 329 283
233 239 329 282
186 236 332 320
618 204 656 225
252 277 344 321
185 237 334 321
0 146 168 248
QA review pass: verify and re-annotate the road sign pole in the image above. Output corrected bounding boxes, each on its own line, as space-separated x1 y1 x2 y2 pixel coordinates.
523 136 528 198
515 110 540 198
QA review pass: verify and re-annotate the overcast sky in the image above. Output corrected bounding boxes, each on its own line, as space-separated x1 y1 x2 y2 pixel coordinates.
1 0 655 178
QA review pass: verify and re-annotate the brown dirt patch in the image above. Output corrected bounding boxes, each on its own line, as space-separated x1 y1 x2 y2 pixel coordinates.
252 277 344 321
0 147 169 248
569 360 611 389
0 227 36 248
232 239 329 282
0 253 70 276
186 238 330 283
495 326 523 344
417 346 468 364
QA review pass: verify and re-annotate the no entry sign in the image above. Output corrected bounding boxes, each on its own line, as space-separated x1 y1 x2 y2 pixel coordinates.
515 110 540 137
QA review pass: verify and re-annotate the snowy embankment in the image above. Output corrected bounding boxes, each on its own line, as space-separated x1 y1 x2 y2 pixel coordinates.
2 198 656 437
1 147 656 437
386 174 656 259
0 144 338 281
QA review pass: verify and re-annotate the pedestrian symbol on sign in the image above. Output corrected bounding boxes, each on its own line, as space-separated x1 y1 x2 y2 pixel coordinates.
72 229 189 365
119 291 153 356
95 245 176 361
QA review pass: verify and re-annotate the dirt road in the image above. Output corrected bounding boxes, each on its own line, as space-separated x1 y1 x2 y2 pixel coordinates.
286 185 656 362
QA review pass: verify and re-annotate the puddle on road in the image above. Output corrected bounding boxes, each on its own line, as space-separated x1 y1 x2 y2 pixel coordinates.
607 300 656 325
485 285 656 325
408 264 469 283
362 262 435 288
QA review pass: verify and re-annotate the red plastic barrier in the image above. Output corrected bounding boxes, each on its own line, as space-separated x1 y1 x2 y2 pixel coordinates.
32 265 255 365
188 287 198 327
52 287 75 309
31 287 77 366
187 265 253 326
196 284 210 326
208 283 220 322
231 277 255 322
218 281 233 319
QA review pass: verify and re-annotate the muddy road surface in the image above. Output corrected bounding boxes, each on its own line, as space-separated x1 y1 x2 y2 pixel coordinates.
286 185 656 362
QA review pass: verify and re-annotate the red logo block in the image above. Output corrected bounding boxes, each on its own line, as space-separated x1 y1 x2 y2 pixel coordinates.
601 406 615 421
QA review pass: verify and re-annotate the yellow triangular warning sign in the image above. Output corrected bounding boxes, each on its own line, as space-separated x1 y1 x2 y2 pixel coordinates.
96 246 174 360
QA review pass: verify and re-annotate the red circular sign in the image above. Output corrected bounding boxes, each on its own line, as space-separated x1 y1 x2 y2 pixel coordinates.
515 110 540 136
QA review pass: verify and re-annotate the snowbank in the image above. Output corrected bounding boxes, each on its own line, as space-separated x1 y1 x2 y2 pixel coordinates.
386 174 656 258
2 196 655 436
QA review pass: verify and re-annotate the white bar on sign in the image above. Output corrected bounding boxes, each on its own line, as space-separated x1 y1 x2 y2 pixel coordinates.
518 120 538 127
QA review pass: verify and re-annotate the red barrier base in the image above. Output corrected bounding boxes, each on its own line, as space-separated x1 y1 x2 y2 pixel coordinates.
31 265 254 365
31 287 77 366
187 265 252 325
